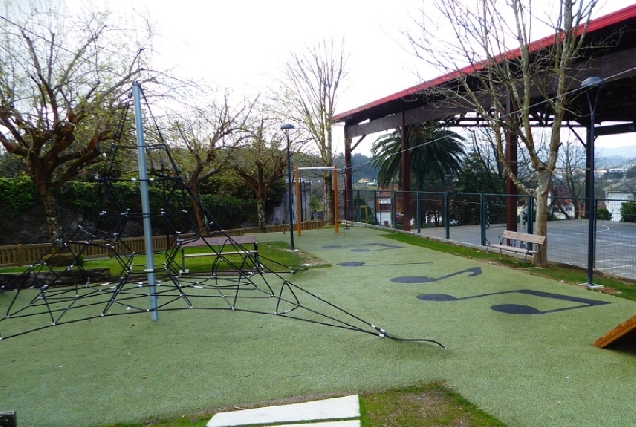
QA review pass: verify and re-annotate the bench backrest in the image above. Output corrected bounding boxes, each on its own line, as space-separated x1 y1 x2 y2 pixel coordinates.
502 230 546 245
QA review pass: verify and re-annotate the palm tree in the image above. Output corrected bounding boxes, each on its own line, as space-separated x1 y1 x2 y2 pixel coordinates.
371 125 465 190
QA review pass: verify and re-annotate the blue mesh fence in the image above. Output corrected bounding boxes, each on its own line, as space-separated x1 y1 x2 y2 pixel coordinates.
338 190 636 280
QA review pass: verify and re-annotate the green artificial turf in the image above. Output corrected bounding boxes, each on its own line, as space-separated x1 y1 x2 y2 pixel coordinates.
383 230 636 303
1 226 636 427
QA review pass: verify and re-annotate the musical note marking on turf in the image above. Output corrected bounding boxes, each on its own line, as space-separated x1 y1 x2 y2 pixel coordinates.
417 289 611 315
391 267 482 284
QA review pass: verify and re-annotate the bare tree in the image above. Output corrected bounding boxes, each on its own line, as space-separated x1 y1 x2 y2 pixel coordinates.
552 136 587 219
409 0 598 263
228 116 288 231
279 39 347 225
0 0 156 242
169 91 254 232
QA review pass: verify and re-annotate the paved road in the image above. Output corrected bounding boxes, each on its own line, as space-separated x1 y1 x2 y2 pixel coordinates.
412 219 636 280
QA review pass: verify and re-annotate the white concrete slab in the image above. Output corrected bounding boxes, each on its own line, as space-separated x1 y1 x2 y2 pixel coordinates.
207 395 360 427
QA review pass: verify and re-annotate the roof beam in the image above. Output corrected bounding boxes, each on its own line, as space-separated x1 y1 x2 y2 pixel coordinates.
341 44 636 138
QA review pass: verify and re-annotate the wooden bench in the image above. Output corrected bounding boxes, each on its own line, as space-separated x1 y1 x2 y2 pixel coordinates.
179 235 260 274
487 230 546 266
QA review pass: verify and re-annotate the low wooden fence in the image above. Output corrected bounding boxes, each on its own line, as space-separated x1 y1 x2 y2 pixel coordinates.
0 221 329 267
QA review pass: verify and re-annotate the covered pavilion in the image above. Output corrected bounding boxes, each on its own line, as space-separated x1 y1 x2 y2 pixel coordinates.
333 4 636 232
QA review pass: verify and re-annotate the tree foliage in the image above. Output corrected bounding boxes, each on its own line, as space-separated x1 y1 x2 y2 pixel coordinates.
0 1 155 242
228 117 289 230
372 125 465 190
168 90 254 232
621 201 636 223
455 151 505 194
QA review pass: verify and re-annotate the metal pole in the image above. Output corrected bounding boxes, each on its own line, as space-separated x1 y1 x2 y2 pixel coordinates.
480 193 487 246
586 93 597 287
281 124 295 251
343 172 349 229
295 167 301 236
333 168 339 233
444 192 450 240
527 195 534 235
374 190 378 225
132 81 158 321
581 77 604 288
416 192 421 233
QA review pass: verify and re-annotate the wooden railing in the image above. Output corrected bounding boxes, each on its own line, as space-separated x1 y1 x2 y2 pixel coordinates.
0 221 329 267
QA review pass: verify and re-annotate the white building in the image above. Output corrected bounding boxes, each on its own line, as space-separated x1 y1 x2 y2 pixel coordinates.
605 179 636 221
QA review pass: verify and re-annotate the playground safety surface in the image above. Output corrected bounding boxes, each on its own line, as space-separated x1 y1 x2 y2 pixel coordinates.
1 226 635 427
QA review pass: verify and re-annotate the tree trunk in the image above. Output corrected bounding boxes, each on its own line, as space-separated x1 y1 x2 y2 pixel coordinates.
257 181 267 232
38 183 61 244
256 200 266 232
188 178 208 235
534 170 552 265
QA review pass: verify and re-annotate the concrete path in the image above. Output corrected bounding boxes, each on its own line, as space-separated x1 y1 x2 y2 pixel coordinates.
207 395 360 427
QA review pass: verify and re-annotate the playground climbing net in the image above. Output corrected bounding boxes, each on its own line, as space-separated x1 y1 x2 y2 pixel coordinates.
0 84 444 348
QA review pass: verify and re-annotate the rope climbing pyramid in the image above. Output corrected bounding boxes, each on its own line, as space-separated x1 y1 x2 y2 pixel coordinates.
0 83 443 348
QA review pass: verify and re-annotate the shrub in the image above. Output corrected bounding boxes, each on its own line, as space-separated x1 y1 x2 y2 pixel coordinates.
621 201 636 222
597 207 612 221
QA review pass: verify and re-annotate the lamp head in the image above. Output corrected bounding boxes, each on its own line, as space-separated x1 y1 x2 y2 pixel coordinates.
581 76 605 88
280 123 294 130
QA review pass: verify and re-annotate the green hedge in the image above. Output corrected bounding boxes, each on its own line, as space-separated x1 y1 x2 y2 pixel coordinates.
621 201 636 222
0 176 40 217
200 194 256 229
0 178 259 238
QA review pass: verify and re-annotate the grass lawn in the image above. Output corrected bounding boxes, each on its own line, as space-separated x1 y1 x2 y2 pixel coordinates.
1 226 636 427
0 241 310 275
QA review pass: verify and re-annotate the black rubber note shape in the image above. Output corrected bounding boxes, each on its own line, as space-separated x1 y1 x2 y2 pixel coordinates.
393 276 432 283
392 267 482 284
417 289 611 315
338 262 366 267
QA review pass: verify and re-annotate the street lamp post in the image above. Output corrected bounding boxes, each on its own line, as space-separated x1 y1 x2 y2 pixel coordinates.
281 123 296 251
581 76 605 289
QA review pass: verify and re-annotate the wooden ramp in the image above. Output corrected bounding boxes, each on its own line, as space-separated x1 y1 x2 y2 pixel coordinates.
593 314 636 348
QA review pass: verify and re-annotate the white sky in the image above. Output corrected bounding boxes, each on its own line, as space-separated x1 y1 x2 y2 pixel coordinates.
63 0 635 157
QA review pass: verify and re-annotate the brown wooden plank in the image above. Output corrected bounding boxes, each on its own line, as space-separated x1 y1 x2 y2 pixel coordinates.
488 245 538 255
593 314 636 348
502 231 545 245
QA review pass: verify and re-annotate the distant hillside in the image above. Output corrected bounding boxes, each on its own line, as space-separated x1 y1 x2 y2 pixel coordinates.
334 152 378 182
597 147 636 169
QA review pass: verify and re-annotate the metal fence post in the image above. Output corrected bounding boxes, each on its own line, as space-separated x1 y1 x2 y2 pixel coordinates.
392 191 397 229
373 190 377 225
527 195 534 235
444 192 450 240
480 193 487 246
593 197 597 268
416 192 421 233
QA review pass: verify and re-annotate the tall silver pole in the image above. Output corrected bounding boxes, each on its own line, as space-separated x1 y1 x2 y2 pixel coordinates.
132 81 159 320
281 124 295 251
